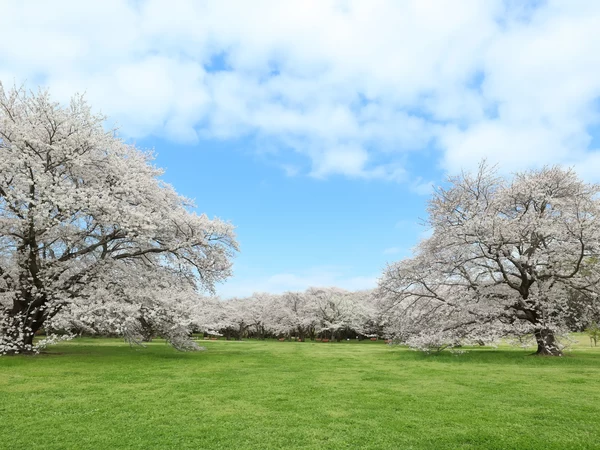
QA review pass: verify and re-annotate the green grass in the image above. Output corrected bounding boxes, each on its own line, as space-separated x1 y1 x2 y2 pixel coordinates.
1 336 600 449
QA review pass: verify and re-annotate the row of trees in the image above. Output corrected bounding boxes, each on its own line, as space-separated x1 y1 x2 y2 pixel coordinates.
198 288 385 341
53 277 600 354
52 287 386 343
2 85 600 356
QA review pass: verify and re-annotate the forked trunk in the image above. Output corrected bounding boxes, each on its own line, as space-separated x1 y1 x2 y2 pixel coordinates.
534 329 562 356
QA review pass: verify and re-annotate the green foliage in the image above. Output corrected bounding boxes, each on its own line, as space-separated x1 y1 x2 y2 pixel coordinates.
1 337 600 449
585 322 600 346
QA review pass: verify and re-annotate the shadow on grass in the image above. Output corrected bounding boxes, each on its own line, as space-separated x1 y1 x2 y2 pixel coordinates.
15 337 600 371
392 346 600 368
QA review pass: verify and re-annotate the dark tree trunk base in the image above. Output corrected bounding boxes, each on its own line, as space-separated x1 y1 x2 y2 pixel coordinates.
534 329 562 356
534 347 562 356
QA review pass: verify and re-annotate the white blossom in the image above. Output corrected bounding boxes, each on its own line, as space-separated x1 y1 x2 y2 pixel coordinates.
0 84 238 354
379 162 600 355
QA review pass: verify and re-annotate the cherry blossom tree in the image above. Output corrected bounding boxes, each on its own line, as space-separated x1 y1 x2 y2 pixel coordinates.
350 289 388 338
243 292 279 339
189 295 229 338
51 263 206 351
379 163 600 355
272 290 319 340
307 287 361 341
219 297 253 340
0 84 238 354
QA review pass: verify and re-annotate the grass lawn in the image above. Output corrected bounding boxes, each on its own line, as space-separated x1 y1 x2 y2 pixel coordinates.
1 336 600 449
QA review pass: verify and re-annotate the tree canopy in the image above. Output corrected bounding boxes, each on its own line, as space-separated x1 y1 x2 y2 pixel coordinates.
0 84 238 354
379 163 600 355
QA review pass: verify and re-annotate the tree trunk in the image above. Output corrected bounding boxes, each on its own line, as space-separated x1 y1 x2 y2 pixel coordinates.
1 294 51 355
2 312 41 355
236 325 245 340
138 317 154 342
534 329 562 356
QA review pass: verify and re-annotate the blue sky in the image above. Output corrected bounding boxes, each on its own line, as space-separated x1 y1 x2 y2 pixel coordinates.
140 135 435 296
1 0 600 296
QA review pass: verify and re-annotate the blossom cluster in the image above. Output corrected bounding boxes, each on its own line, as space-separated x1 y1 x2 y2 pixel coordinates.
378 163 600 355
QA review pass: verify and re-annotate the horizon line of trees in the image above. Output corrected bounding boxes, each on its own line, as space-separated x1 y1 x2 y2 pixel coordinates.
52 287 387 344
49 281 600 351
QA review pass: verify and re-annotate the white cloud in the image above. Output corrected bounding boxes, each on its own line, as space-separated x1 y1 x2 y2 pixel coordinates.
409 178 435 196
1 0 600 181
311 144 369 178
